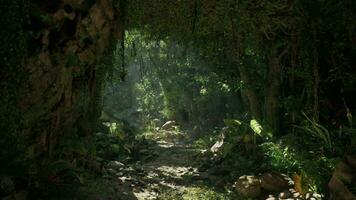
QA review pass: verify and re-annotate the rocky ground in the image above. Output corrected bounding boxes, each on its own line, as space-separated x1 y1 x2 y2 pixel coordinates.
100 136 222 200
94 131 324 200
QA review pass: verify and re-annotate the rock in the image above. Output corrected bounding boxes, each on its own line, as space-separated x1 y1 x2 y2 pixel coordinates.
265 197 277 200
301 192 323 200
161 120 176 130
291 191 302 198
328 157 356 200
334 162 354 182
329 174 355 200
107 161 125 171
279 189 292 199
106 168 117 176
312 193 323 200
233 175 261 198
304 192 312 199
260 172 290 192
284 189 301 198
289 188 303 198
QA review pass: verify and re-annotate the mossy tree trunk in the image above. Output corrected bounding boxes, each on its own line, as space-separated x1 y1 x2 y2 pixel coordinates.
230 34 262 121
2 0 123 177
265 44 289 134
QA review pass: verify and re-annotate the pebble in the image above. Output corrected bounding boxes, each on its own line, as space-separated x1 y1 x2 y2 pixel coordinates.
292 191 302 198
304 192 312 199
279 190 292 199
312 193 323 200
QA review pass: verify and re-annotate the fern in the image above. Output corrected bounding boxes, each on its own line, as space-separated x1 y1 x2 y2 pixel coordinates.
295 113 332 150
250 119 263 136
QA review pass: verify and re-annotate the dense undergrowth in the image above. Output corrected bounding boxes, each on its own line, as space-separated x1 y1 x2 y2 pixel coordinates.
192 116 356 196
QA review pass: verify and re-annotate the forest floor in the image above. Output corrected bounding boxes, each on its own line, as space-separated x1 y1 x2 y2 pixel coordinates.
101 131 233 200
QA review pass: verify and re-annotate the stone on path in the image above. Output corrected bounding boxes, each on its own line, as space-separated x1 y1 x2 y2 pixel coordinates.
260 172 290 191
234 175 261 198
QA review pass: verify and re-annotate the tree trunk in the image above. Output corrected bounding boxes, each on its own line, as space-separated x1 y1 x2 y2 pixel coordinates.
265 54 282 133
18 0 122 169
238 65 262 120
265 44 289 133
312 23 320 121
229 29 262 120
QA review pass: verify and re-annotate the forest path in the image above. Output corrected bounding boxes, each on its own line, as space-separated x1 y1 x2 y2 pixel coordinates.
105 131 230 200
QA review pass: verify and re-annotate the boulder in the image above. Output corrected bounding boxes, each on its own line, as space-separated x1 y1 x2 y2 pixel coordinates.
260 172 290 192
328 156 356 200
334 162 354 182
233 175 261 198
328 174 355 200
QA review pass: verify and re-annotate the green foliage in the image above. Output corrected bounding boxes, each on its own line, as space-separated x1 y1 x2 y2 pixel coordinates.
260 139 338 193
250 119 263 136
260 142 300 173
106 30 245 132
223 118 272 143
295 113 332 151
95 123 136 160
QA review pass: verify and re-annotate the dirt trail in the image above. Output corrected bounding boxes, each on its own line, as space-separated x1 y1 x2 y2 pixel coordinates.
107 137 206 200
